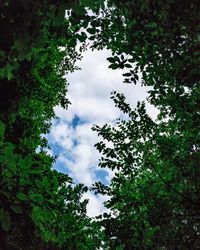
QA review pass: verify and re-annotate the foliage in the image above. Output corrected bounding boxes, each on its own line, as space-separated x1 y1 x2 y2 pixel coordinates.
93 90 200 249
0 0 103 249
89 0 200 249
0 0 199 249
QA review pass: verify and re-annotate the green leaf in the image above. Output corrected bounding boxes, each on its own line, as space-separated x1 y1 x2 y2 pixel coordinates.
87 28 96 35
107 57 116 63
124 63 132 68
0 191 10 199
1 211 11 231
123 72 132 77
77 32 87 42
17 193 28 201
30 194 44 203
19 155 32 170
68 39 77 48
26 52 32 61
10 205 23 214
108 64 118 70
42 177 50 190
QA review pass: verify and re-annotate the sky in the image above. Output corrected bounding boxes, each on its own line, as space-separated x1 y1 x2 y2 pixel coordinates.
46 48 158 217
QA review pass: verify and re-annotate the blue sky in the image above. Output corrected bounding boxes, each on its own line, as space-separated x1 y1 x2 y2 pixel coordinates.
47 48 158 217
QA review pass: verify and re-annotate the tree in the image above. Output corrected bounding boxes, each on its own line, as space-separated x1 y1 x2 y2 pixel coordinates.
90 0 200 249
93 91 200 249
0 1 103 249
87 0 200 117
0 0 199 249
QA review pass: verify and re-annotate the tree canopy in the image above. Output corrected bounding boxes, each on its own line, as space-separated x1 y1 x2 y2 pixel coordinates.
0 0 199 249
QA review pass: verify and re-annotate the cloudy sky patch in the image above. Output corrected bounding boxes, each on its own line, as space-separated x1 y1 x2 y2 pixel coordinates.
47 48 158 217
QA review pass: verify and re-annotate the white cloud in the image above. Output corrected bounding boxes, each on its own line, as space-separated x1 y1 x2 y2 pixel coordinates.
82 192 109 218
48 48 159 217
50 121 74 149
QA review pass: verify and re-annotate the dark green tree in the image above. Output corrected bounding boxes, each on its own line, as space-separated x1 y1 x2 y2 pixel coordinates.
0 0 199 249
93 90 200 249
90 0 200 249
0 0 103 249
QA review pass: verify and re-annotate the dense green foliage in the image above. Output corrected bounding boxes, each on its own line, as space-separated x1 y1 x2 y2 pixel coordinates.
90 0 200 249
0 0 199 249
0 0 103 249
